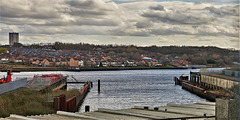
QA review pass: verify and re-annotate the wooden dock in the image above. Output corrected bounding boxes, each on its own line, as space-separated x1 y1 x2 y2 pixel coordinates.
4 102 216 120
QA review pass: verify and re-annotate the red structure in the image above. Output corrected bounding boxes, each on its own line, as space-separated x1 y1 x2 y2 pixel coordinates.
0 69 12 84
53 82 91 112
41 74 63 83
31 74 64 86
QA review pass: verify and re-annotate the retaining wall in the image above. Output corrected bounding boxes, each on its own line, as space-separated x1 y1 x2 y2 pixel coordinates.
201 74 239 90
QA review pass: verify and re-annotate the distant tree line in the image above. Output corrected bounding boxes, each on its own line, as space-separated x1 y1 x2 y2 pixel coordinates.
4 42 239 67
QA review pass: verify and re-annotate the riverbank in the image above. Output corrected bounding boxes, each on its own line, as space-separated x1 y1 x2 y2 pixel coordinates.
0 64 191 72
0 88 80 118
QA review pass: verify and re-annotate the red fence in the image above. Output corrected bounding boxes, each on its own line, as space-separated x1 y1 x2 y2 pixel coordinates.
66 96 76 112
53 82 91 112
53 94 66 111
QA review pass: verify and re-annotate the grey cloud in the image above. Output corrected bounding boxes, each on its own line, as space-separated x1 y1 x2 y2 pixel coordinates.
19 25 106 35
130 31 150 36
149 5 165 11
111 30 150 36
141 10 214 25
196 26 238 37
135 21 153 28
0 0 239 48
43 18 119 26
230 39 239 42
63 0 116 18
158 40 168 43
65 0 113 11
0 2 61 19
198 39 212 41
64 9 107 17
150 28 190 36
205 5 239 16
110 27 150 36
65 0 96 8
73 18 119 26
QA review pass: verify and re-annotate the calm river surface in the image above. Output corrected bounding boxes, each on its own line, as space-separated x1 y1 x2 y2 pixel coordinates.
0 69 209 112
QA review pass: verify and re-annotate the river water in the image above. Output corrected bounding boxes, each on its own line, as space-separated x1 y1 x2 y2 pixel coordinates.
0 69 208 112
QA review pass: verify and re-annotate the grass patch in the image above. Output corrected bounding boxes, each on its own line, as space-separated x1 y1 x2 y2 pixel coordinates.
48 89 80 99
0 88 80 118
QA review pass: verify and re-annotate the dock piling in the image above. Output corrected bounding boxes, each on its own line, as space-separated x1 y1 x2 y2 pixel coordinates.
98 80 100 93
154 107 159 111
85 106 90 112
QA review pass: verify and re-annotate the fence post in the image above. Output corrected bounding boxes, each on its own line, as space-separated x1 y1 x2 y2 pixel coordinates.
53 96 60 111
59 94 66 111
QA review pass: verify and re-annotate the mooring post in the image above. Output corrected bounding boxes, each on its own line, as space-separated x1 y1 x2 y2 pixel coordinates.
85 105 90 112
98 79 100 93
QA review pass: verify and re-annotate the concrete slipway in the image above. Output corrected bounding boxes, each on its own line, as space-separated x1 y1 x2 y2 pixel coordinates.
3 102 216 120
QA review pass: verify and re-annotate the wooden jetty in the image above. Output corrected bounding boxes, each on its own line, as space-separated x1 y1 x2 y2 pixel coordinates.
26 74 93 113
4 102 216 120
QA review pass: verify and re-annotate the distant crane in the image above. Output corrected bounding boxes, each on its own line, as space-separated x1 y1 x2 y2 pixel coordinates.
0 69 12 84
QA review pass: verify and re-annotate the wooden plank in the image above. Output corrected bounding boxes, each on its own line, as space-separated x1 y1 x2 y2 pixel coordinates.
121 109 197 119
9 114 37 120
57 111 105 120
83 111 147 120
196 102 215 106
167 104 215 110
98 108 164 119
52 83 66 91
155 106 214 116
28 114 86 120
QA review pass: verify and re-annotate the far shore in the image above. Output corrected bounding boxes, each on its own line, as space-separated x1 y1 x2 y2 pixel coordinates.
0 66 195 72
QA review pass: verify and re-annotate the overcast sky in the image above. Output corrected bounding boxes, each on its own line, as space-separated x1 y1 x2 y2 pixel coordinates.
0 0 239 49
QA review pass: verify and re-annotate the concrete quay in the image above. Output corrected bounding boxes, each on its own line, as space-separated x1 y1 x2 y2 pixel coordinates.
3 102 216 120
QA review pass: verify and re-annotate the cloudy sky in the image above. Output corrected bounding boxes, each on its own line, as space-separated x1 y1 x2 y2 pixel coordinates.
0 0 239 49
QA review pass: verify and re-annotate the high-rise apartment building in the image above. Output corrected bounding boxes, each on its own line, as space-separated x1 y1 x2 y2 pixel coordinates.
9 32 19 46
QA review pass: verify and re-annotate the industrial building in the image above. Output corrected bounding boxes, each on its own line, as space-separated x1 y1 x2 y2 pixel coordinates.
9 32 19 46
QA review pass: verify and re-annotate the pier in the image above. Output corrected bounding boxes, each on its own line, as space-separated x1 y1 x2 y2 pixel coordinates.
174 71 238 102
20 74 93 113
175 70 239 119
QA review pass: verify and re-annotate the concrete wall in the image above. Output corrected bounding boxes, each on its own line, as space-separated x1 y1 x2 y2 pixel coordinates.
223 70 233 76
238 83 240 120
223 70 240 77
235 71 240 77
0 78 27 94
201 74 238 90
216 98 238 120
